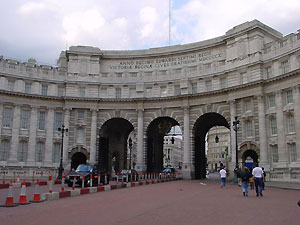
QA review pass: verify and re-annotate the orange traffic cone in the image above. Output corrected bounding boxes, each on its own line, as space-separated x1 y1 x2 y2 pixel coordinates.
30 179 43 203
0 182 18 207
18 181 30 205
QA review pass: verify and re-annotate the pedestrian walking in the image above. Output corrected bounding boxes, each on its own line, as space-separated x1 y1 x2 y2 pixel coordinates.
252 163 264 197
219 166 227 188
262 167 266 190
249 167 254 190
240 167 252 197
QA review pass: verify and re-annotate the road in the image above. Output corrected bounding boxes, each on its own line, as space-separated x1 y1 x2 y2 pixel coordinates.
0 180 299 225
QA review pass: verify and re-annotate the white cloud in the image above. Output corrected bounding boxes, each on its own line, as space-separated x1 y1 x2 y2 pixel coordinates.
17 1 45 15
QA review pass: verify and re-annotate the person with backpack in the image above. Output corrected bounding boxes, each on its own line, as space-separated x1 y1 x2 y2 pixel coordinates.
240 167 252 197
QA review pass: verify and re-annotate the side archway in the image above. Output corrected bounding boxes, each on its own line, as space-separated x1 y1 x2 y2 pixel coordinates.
69 147 89 170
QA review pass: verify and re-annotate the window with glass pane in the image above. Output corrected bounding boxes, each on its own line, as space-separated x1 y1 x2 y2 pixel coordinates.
115 88 121 99
77 111 84 120
79 87 85 97
241 72 247 84
245 121 253 137
266 66 272 78
205 80 212 91
281 61 289 74
101 88 107 97
288 143 297 162
8 80 14 91
0 140 9 161
286 90 293 104
2 108 12 128
220 77 227 89
41 85 48 96
25 83 32 94
36 142 44 162
268 95 276 108
287 114 295 133
146 87 152 97
270 118 277 135
77 128 84 144
20 109 30 129
38 111 46 130
244 100 251 112
160 86 167 97
18 141 28 162
55 112 63 131
174 85 180 95
129 88 136 98
58 87 64 97
52 143 61 163
191 83 197 94
271 145 279 163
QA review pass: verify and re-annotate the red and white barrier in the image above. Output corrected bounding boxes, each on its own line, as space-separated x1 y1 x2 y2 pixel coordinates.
48 175 53 193
72 176 76 190
0 182 18 207
18 180 30 205
31 179 43 203
61 173 65 192
81 175 85 188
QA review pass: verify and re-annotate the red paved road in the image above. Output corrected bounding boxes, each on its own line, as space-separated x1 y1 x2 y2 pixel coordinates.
0 180 299 225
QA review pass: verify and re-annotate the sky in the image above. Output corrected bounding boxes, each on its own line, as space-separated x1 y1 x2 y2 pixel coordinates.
0 0 299 66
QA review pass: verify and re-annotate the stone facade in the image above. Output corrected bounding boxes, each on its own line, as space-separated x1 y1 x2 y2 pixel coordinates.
0 20 299 182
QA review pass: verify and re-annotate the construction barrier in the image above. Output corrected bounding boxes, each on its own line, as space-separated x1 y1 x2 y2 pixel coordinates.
18 180 30 205
0 182 18 207
30 179 44 203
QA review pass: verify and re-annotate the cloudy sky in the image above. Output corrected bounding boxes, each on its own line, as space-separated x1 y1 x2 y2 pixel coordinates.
0 0 299 65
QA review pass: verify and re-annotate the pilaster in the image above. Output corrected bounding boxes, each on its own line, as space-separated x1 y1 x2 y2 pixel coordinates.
8 105 21 163
229 100 237 167
182 106 191 179
44 108 54 165
293 85 300 162
27 107 38 165
89 108 98 164
63 108 71 163
136 109 144 171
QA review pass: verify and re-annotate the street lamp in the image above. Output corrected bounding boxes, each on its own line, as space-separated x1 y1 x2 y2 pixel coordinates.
57 124 68 180
232 116 240 177
129 138 132 169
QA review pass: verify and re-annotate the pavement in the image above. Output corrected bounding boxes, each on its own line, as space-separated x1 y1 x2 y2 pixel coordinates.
0 180 299 225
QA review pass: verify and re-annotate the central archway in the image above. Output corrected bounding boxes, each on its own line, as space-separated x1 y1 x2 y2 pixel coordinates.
194 113 230 179
146 117 179 173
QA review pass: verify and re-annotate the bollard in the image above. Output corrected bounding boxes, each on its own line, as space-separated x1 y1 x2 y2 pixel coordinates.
72 176 76 190
116 173 119 185
3 171 6 184
126 173 128 184
13 171 16 183
90 173 93 187
105 173 107 185
97 173 101 187
48 175 53 193
32 171 35 183
82 175 85 188
61 172 65 192
121 173 124 185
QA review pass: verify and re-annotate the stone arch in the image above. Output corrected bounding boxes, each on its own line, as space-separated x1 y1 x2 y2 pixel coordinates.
69 146 89 170
240 141 260 168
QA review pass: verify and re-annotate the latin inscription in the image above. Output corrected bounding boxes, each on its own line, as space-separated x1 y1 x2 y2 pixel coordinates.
108 51 223 70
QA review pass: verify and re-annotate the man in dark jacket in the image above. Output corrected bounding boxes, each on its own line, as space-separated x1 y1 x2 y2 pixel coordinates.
240 167 252 196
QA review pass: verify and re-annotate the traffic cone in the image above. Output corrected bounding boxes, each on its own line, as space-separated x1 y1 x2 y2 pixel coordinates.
0 182 18 207
17 181 30 205
30 179 43 203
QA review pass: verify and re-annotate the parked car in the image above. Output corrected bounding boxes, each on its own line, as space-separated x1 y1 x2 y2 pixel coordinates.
162 167 176 174
117 169 139 182
65 164 110 187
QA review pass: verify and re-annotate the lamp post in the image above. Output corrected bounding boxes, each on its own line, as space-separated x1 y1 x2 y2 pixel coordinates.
129 138 132 169
57 124 68 180
232 116 240 182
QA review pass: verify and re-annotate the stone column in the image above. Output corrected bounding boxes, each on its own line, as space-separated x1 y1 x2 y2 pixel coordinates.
293 85 300 162
63 108 71 164
257 95 268 167
229 100 237 170
8 105 21 163
89 109 98 164
276 91 287 166
27 107 38 165
136 109 144 171
182 107 191 179
0 104 3 136
44 108 54 166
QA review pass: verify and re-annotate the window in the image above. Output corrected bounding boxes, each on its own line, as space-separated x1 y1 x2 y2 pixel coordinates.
20 109 30 129
36 142 44 162
41 84 48 96
8 80 14 91
24 83 32 94
2 108 12 128
101 88 107 97
18 141 28 162
58 87 64 97
286 90 293 104
266 66 272 78
271 145 279 163
281 61 289 74
288 143 297 162
220 77 227 89
79 87 85 97
115 88 121 99
130 72 137 78
52 143 61 163
160 86 167 97
54 112 63 131
245 121 253 137
145 87 152 97
77 111 84 120
244 100 252 112
191 83 197 94
270 118 277 135
116 73 122 78
203 63 211 69
241 72 247 84
174 85 181 95
268 95 276 108
129 88 136 98
76 128 84 144
0 140 9 161
205 80 212 91
287 114 295 133
38 111 46 130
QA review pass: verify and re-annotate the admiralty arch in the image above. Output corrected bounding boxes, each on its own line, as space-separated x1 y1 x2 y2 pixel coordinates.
0 20 299 182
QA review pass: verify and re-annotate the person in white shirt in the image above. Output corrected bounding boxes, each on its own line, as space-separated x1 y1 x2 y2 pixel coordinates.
252 164 264 197
219 167 227 188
